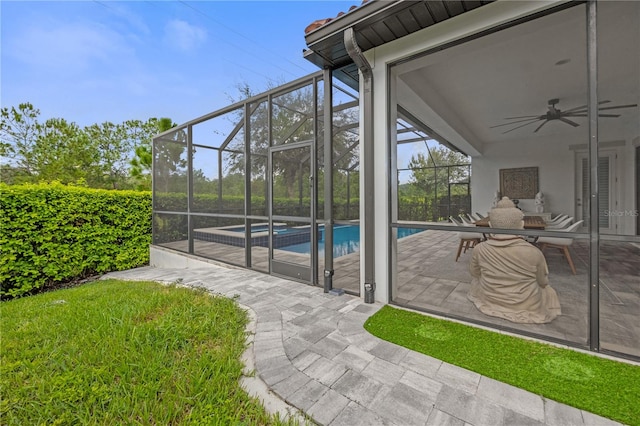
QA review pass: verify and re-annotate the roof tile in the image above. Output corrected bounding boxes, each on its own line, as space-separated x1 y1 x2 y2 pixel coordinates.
304 0 369 34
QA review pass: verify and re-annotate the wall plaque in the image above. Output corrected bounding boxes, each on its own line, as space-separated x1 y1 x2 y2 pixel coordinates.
499 167 539 199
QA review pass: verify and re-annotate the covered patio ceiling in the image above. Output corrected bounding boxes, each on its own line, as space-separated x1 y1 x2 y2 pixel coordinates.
394 2 639 153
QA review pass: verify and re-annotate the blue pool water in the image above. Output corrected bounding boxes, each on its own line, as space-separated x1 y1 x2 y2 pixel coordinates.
282 225 424 258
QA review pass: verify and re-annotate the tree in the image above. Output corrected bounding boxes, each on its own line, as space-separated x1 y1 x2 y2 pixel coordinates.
130 117 175 190
401 145 471 221
1 103 43 182
2 103 177 190
32 118 99 185
152 126 188 194
84 121 134 189
407 145 470 195
225 82 359 200
1 105 99 185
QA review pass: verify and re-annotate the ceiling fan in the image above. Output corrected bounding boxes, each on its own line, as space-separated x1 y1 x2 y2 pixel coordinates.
490 98 638 134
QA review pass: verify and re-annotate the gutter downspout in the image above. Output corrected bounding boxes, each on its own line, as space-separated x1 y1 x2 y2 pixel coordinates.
344 27 375 304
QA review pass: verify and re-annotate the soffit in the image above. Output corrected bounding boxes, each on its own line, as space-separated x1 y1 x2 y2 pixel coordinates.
303 0 494 79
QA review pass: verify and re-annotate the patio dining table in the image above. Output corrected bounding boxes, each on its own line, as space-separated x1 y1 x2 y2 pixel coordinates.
473 215 546 229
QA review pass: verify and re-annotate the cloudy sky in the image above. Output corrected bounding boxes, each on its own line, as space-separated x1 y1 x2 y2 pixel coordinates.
1 1 356 128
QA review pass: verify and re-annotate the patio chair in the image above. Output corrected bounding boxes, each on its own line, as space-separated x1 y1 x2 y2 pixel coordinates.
537 220 584 275
458 214 475 225
450 216 483 261
471 212 485 221
547 214 569 225
546 216 574 230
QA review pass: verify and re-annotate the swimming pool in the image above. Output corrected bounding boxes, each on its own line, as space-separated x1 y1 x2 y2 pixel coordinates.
281 225 424 258
193 222 311 249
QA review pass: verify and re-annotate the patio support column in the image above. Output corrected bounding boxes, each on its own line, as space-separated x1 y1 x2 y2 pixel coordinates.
323 68 334 293
187 125 194 254
346 172 351 218
345 27 375 303
244 102 252 268
311 75 320 286
587 0 600 352
267 93 274 275
151 138 156 245
217 149 223 212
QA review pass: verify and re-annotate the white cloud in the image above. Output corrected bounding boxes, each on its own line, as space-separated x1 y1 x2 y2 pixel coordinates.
164 19 207 52
6 21 134 73
105 3 151 37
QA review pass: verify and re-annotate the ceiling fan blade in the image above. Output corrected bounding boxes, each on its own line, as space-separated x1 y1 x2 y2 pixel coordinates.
490 117 541 129
559 117 580 127
562 113 621 118
502 119 543 134
533 120 549 133
598 103 638 111
563 100 611 113
502 115 541 119
563 113 587 117
564 104 635 115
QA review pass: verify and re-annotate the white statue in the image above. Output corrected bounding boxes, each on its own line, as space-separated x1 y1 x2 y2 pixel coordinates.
492 191 501 208
535 191 545 213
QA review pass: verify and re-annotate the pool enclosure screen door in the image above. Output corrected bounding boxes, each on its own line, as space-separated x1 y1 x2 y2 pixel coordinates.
269 142 315 283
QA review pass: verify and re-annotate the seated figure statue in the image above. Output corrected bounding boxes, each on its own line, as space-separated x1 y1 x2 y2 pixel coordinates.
467 196 561 324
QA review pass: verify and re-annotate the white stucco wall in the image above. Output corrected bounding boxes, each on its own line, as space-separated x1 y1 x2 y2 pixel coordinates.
355 0 639 303
472 137 638 235
470 134 578 218
357 54 393 303
358 1 568 304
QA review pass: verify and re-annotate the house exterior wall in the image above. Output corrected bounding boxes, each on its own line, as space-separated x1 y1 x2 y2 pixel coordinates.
360 0 568 303
345 0 639 360
353 52 393 303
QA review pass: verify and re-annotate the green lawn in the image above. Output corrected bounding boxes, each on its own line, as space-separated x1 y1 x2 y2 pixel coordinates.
0 280 299 425
364 305 640 426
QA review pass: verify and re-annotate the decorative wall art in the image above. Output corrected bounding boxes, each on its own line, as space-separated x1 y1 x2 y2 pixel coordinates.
499 167 539 199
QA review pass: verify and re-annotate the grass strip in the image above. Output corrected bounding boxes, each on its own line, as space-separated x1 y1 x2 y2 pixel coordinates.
364 305 639 426
0 279 298 425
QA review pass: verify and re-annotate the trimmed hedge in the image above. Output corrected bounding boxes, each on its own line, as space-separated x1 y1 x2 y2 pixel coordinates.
155 192 362 221
1 182 463 297
398 194 471 222
0 183 151 298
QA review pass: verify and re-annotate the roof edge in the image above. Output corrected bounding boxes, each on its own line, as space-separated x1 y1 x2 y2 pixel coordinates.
304 0 403 47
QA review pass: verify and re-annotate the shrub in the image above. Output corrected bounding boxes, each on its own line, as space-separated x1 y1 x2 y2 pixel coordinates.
0 183 151 297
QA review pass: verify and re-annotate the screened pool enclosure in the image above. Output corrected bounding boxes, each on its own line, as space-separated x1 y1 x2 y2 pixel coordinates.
152 71 467 294
153 1 639 362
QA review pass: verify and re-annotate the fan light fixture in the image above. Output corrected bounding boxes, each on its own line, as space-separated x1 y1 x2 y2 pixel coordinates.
490 98 637 134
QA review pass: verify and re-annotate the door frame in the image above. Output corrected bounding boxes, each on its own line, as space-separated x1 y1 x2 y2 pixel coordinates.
268 141 317 284
575 147 620 234
636 145 640 235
